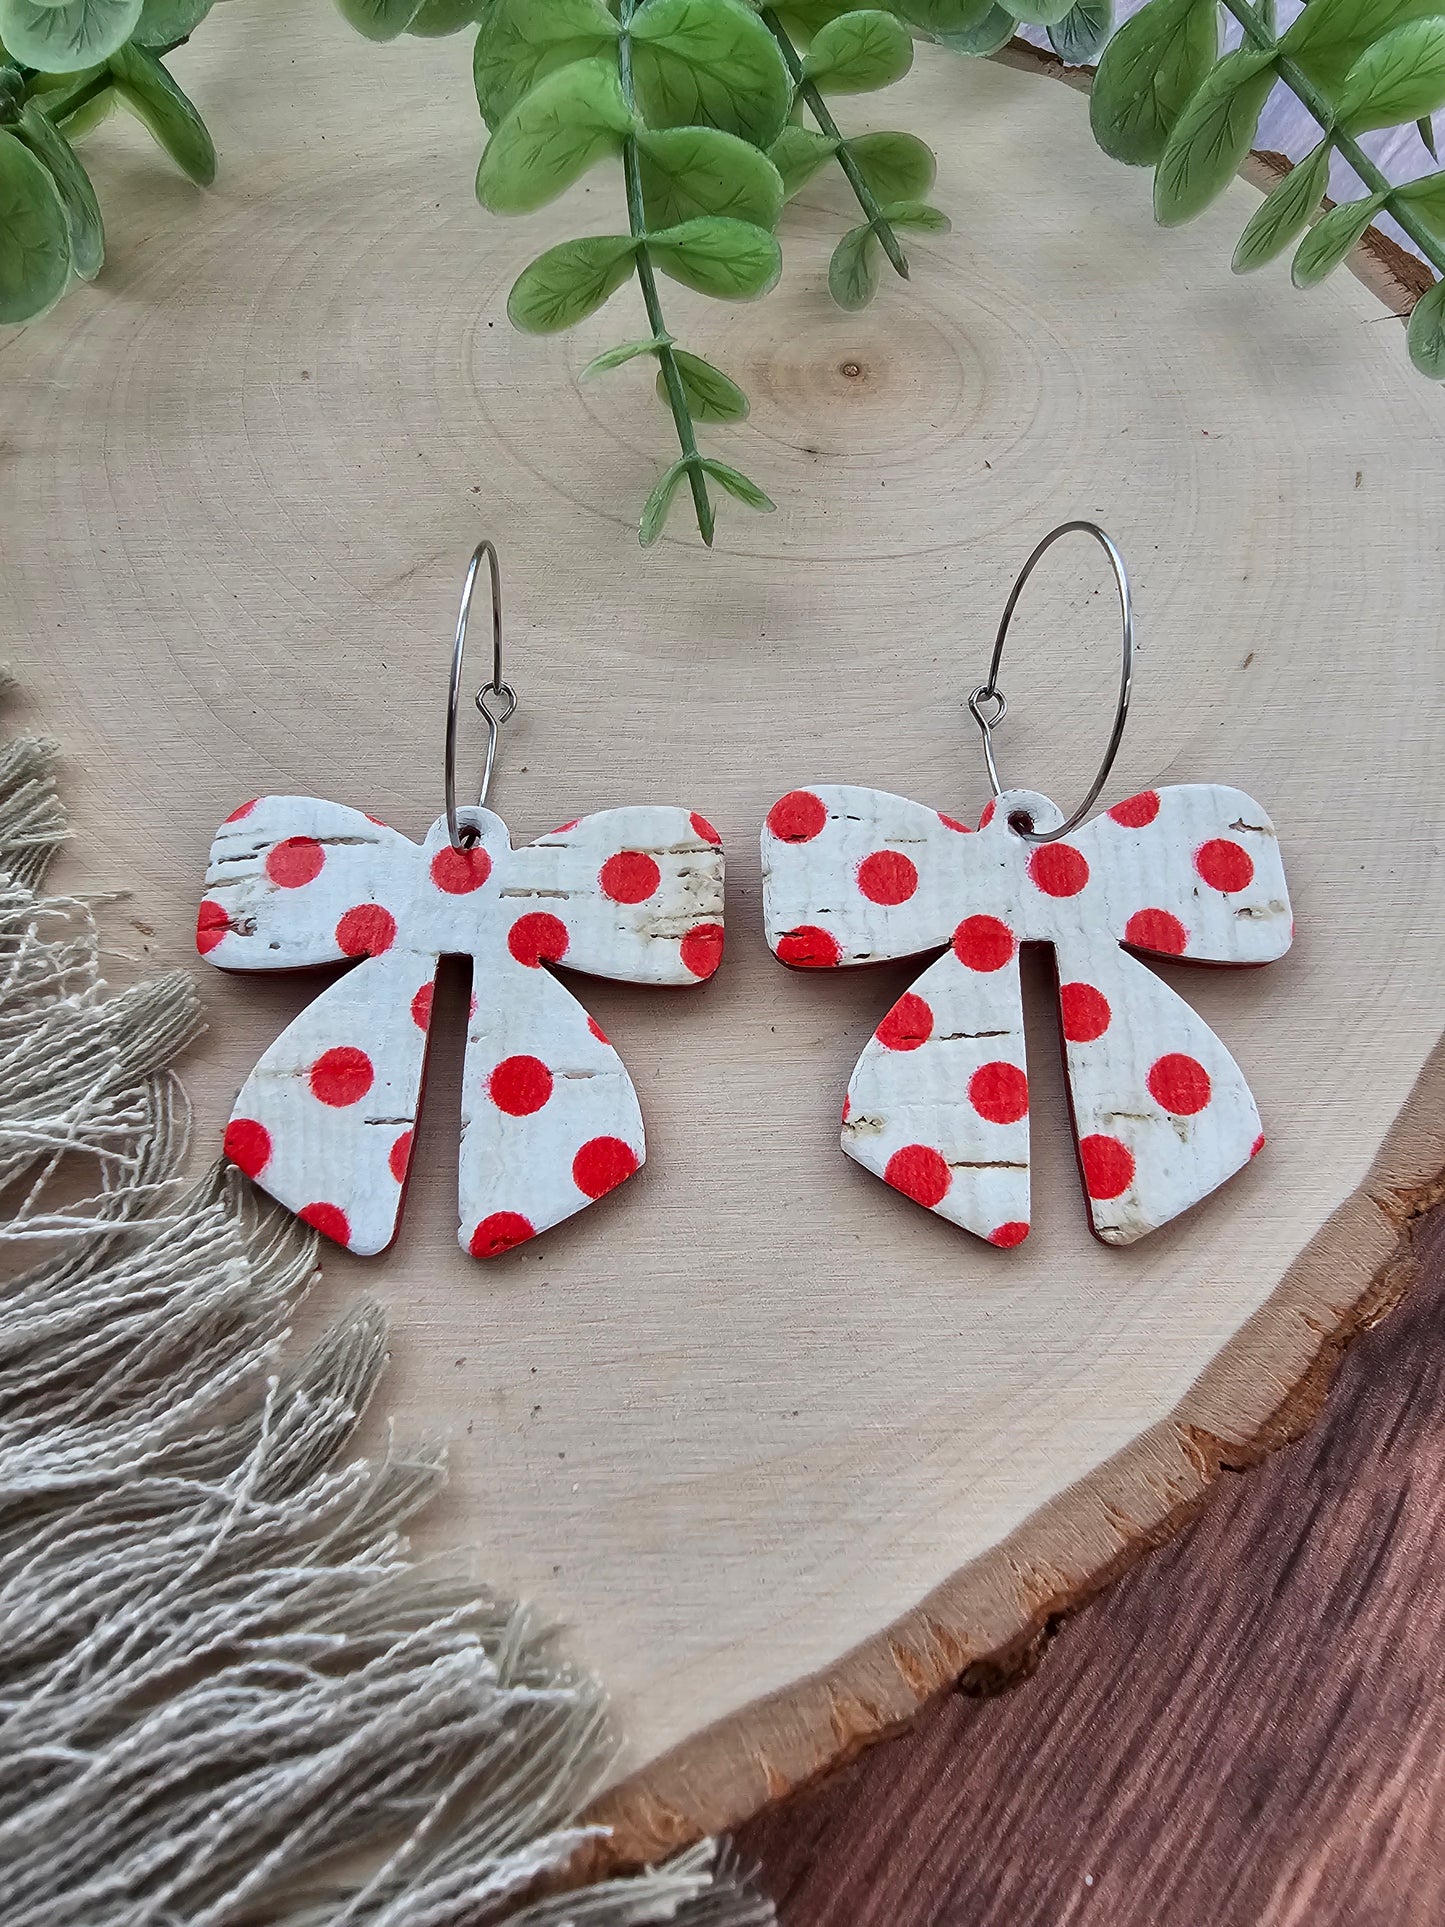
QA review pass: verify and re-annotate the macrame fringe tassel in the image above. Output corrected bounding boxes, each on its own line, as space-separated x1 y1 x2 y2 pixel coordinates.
0 697 771 1927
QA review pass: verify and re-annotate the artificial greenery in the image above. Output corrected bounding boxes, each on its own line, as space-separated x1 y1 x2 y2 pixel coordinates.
0 0 218 323
6 0 1445 547
1091 0 1445 377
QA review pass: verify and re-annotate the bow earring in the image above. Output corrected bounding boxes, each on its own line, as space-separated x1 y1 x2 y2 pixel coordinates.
198 542 726 1258
762 522 1292 1247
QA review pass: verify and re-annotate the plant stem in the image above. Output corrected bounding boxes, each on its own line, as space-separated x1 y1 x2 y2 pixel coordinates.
19 36 189 125
761 6 909 280
618 0 714 545
1220 0 1445 280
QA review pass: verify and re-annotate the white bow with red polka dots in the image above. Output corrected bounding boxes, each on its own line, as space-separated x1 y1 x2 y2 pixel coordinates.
199 797 724 1257
762 783 1291 1247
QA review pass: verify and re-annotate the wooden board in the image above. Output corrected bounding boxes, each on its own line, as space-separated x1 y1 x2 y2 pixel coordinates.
738 1198 1445 1925
4 0 1444 1864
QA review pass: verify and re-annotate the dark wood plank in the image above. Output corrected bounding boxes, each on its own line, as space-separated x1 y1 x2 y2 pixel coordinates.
738 1201 1445 1927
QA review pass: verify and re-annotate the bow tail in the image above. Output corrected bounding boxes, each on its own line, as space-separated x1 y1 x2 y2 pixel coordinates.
457 945 644 1260
1052 941 1263 1246
844 946 1031 1248
223 949 438 1255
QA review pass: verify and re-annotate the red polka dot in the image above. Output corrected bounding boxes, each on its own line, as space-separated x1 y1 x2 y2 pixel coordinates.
680 922 724 979
1080 1134 1135 1200
1060 981 1111 1044
587 1015 610 1046
573 1136 639 1199
1147 1053 1212 1115
989 1221 1029 1248
842 1093 852 1123
600 851 661 904
508 913 570 967
411 982 434 1030
979 799 996 828
952 915 1015 972
939 813 971 833
224 798 258 823
300 1201 351 1246
968 1061 1029 1125
690 811 722 845
196 899 231 955
551 819 580 835
266 837 324 888
431 844 492 894
876 992 933 1052
388 1129 413 1183
308 1046 374 1108
488 1054 553 1116
884 1143 951 1208
767 790 827 843
469 1211 535 1258
777 925 842 968
857 850 918 906
1125 908 1189 955
335 904 396 957
223 1117 271 1178
1251 1132 1266 1159
1028 842 1090 898
1109 791 1161 828
1195 839 1255 893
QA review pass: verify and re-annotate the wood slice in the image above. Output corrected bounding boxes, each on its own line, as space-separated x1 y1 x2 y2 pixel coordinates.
5 0 1444 1866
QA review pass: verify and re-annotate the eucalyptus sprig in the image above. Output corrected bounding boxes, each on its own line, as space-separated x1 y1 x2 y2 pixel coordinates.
0 0 218 324
474 0 788 546
1089 0 1445 379
763 5 951 309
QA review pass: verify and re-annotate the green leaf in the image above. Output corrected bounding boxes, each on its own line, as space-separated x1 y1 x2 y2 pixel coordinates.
631 0 792 148
881 197 950 231
1337 20 1445 136
828 221 880 306
699 456 775 510
1089 0 1216 166
58 85 114 137
1232 140 1331 273
474 0 618 128
639 456 694 545
0 124 71 321
0 0 141 73
803 9 914 92
1047 0 1112 66
16 97 102 279
637 124 785 228
406 0 484 33
1394 165 1445 228
1008 0 1075 23
476 57 631 214
845 128 936 201
332 0 423 41
658 347 749 421
1420 115 1439 160
108 41 215 184
932 7 1019 56
583 335 669 376
646 215 783 299
131 0 216 47
507 233 638 332
769 123 836 197
1153 46 1276 227
1406 274 1445 377
1282 0 1445 94
1290 191 1386 287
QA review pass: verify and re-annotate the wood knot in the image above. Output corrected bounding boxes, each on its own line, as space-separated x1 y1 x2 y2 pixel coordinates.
839 360 865 381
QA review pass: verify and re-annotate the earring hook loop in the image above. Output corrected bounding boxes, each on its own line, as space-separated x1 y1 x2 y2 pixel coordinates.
445 540 516 849
966 520 1135 844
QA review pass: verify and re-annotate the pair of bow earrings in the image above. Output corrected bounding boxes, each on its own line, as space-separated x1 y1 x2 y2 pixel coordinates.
198 525 1292 1259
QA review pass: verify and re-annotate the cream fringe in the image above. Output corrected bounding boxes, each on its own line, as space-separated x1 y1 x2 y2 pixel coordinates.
0 692 771 1927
